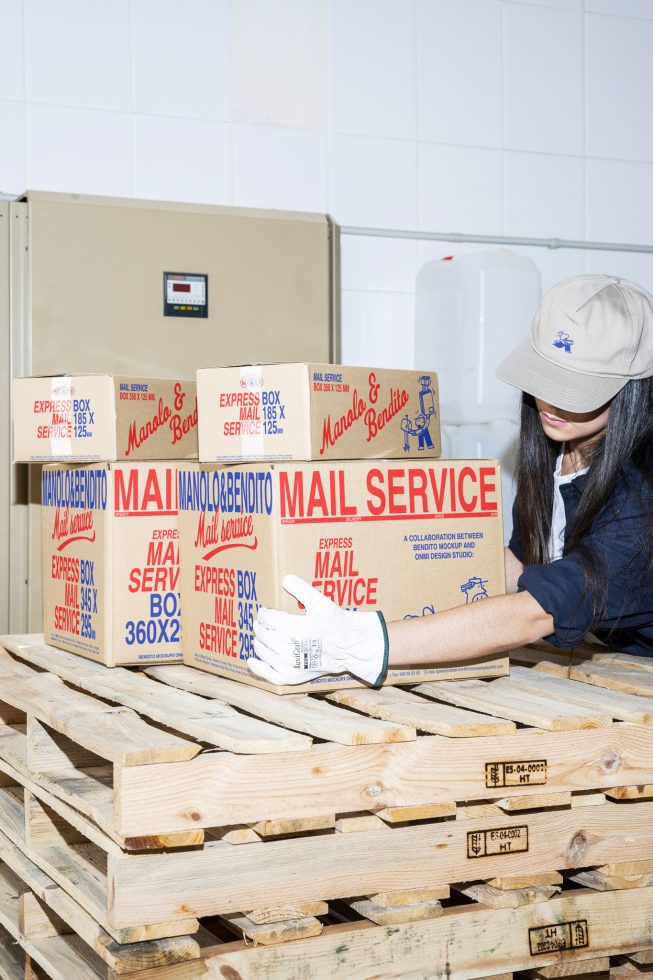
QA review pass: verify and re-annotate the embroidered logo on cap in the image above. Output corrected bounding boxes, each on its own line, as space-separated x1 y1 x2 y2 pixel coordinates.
552 330 574 354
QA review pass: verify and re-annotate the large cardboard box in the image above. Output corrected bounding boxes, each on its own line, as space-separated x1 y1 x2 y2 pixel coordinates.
13 375 198 461
42 462 182 666
178 458 508 693
196 363 441 462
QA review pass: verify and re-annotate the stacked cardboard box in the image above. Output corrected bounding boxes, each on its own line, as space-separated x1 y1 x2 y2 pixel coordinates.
0 633 652 979
13 373 198 665
13 363 508 685
179 362 509 692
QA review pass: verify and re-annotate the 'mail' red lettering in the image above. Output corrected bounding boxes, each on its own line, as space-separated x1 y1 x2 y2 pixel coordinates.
114 467 177 513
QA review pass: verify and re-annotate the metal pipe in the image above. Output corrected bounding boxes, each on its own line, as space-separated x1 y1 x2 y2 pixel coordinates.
340 226 653 254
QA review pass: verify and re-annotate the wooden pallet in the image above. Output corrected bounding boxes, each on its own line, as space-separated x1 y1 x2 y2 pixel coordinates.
3 636 653 946
3 635 653 844
0 642 651 977
5 735 653 941
2 838 653 980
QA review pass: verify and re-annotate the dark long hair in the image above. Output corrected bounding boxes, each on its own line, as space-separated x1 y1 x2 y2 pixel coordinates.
514 379 653 612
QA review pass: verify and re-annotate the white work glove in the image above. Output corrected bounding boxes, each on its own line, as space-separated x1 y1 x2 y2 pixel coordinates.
248 574 389 686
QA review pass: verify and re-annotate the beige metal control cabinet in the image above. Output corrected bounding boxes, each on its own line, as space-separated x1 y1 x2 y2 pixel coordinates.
0 191 339 634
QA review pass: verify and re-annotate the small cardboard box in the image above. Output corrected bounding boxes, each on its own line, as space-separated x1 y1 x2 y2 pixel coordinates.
177 458 508 693
13 375 198 461
42 462 183 666
196 363 441 462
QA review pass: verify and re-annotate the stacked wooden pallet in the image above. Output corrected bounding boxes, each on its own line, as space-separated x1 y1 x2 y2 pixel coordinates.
1 634 653 978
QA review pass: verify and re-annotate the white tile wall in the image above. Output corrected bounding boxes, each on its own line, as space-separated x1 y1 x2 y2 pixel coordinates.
585 250 653 295
505 0 581 8
131 0 231 121
133 115 232 205
329 0 417 140
586 13 653 162
233 125 327 213
26 104 132 196
340 290 415 368
419 143 503 236
232 0 327 129
340 235 419 293
4 0 653 398
0 101 25 193
25 0 131 111
586 159 653 246
513 245 585 294
503 3 584 156
504 152 584 239
586 0 653 18
418 0 503 149
0 0 25 103
329 133 418 229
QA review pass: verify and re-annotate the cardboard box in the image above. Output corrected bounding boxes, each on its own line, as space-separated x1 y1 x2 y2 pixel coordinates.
42 462 183 666
13 375 198 461
177 458 508 693
196 363 441 462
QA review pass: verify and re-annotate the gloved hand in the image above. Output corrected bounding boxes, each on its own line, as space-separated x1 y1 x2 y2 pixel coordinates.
247 574 389 686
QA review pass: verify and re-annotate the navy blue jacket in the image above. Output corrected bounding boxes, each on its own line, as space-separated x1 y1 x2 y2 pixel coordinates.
509 462 653 655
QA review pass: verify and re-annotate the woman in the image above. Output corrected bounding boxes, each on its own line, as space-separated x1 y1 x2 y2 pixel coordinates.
249 274 653 687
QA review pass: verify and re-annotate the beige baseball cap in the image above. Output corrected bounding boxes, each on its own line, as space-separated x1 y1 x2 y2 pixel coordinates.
495 274 653 412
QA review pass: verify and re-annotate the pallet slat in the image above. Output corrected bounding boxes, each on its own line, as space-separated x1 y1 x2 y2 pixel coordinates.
220 912 323 946
0 726 201 855
503 667 653 724
349 896 443 924
455 881 561 908
0 841 200 977
496 792 571 812
0 652 197 767
107 803 653 928
569 663 653 698
414 678 613 730
0 636 313 755
113 724 653 835
522 956 610 977
128 887 653 980
145 661 416 745
591 653 653 675
326 686 516 737
0 790 197 943
571 869 653 892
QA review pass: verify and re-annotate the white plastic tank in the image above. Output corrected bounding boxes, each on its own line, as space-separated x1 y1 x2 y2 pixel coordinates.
415 250 541 425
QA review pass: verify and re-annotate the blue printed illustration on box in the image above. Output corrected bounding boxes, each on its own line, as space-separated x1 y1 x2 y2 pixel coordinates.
460 576 489 602
400 375 437 452
404 604 436 620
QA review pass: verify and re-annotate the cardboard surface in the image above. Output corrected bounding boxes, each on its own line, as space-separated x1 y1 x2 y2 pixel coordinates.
41 462 182 666
13 375 198 461
196 363 441 462
178 459 508 693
